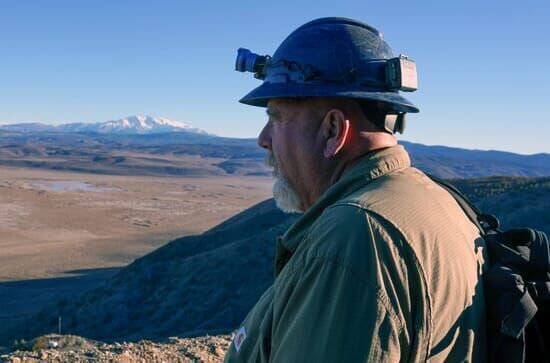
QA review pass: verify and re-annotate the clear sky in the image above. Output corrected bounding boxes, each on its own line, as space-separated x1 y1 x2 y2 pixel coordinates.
0 0 548 154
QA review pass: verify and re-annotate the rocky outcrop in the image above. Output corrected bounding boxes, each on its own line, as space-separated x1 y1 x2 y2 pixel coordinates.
3 334 232 363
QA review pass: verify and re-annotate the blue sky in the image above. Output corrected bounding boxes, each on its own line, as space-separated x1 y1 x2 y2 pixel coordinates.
0 0 548 154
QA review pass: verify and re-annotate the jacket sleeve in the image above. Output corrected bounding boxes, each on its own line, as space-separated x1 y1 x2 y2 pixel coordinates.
270 208 410 362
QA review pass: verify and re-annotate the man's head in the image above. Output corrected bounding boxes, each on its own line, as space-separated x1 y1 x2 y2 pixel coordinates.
259 97 397 212
235 17 419 212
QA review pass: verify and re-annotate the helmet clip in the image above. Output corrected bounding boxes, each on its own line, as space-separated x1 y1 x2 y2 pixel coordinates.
384 113 406 134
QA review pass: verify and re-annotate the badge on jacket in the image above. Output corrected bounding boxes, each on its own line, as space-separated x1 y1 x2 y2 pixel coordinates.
233 326 247 352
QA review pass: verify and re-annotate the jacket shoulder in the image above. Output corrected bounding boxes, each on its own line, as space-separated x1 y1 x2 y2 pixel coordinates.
295 203 413 285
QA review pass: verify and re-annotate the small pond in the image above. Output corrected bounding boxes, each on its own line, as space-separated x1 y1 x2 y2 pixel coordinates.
30 181 115 192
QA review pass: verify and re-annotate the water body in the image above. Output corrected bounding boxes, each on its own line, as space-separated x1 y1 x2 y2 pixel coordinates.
30 180 115 192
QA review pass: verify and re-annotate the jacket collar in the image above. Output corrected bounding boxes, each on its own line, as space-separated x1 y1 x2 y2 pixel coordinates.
275 144 411 276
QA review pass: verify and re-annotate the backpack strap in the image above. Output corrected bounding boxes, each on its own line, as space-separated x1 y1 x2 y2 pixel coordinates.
426 174 549 363
426 174 500 235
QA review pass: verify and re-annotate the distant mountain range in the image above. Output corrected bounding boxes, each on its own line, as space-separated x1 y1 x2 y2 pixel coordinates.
0 116 210 135
402 142 550 178
0 117 549 178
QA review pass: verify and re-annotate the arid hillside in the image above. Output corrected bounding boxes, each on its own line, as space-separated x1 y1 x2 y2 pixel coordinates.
6 199 295 347
6 176 548 350
0 167 272 353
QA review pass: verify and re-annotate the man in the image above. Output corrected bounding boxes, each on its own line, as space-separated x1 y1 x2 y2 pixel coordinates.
225 18 487 362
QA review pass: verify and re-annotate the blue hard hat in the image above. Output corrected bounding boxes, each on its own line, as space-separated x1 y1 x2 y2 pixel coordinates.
236 17 419 114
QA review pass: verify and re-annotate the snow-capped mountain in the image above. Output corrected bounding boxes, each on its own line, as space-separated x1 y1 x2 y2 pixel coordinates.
0 116 211 135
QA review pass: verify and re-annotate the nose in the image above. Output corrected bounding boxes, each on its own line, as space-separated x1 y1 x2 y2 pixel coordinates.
257 121 272 150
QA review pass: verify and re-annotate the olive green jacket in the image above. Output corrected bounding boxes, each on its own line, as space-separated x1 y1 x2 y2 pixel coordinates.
224 145 488 363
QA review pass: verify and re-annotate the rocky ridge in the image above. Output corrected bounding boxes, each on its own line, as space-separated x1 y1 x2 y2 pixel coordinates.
2 334 232 363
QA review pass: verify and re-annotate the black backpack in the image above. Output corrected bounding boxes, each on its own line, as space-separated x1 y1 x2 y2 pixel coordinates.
429 176 550 363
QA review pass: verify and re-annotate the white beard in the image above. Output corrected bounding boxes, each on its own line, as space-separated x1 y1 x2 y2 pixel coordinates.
266 151 303 214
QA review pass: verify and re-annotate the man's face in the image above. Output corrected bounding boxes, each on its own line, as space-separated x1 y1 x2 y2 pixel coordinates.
258 98 324 213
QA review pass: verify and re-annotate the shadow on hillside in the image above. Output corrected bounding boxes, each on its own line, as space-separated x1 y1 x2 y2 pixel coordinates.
0 267 121 350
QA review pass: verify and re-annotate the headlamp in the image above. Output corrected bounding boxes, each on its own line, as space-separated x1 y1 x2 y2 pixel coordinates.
235 48 270 79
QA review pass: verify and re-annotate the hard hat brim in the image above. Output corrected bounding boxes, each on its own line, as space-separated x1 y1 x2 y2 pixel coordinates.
239 82 419 113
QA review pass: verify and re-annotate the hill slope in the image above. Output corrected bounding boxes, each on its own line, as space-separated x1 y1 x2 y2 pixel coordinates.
8 176 549 346
11 199 295 343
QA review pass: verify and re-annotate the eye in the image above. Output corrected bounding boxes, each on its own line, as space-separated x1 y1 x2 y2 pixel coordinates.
266 108 282 123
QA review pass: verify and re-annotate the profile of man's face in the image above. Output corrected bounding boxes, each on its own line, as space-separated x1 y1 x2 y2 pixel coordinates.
260 98 333 214
260 98 319 214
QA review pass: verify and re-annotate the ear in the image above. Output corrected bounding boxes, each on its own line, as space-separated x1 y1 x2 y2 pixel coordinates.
322 109 350 158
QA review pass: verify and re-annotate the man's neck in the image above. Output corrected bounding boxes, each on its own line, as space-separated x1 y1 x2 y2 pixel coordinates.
329 137 398 186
